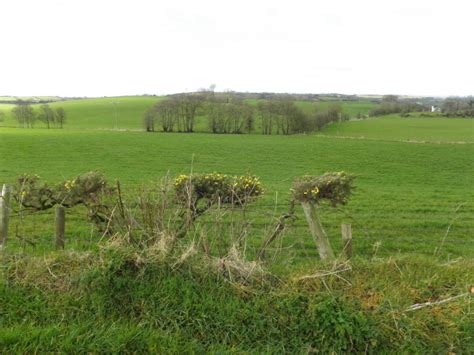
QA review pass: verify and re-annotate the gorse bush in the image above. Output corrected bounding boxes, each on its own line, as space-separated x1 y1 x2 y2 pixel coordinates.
292 172 355 261
174 172 263 207
172 173 264 240
16 172 112 210
15 172 114 228
292 171 354 206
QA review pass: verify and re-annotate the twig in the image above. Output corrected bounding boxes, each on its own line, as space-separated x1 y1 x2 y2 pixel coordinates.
100 205 117 242
14 234 37 247
294 266 352 281
434 203 465 256
116 180 126 220
404 293 470 312
258 213 293 260
44 257 58 279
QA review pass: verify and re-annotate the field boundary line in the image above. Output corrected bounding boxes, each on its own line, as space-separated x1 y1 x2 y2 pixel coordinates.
313 134 474 145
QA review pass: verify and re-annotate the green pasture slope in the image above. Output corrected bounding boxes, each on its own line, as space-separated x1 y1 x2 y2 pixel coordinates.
322 114 474 143
0 125 472 259
0 97 472 258
0 95 376 130
0 96 163 130
296 99 376 117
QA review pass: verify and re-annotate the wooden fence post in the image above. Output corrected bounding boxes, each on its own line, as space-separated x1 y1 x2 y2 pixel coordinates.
55 206 65 250
0 184 12 248
341 223 352 259
301 201 335 261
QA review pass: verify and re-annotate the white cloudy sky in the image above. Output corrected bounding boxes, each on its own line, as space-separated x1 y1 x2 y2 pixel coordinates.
1 0 473 97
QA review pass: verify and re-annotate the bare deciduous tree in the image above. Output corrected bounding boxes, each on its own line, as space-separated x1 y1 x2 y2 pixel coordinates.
143 108 156 132
55 107 66 128
257 98 308 135
207 100 254 134
178 94 203 133
11 103 35 128
38 104 55 129
154 99 179 132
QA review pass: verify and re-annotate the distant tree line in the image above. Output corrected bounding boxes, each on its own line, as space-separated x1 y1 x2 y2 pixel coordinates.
441 97 474 117
0 99 60 105
207 91 360 102
369 95 426 117
144 92 348 135
11 102 66 128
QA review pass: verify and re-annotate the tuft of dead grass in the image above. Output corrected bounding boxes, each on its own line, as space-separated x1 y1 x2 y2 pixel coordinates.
2 251 95 292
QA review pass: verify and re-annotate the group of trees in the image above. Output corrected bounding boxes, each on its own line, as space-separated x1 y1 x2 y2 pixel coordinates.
257 99 308 135
368 95 474 118
11 103 66 128
208 100 254 134
144 93 347 135
144 94 204 133
369 95 425 117
441 97 474 117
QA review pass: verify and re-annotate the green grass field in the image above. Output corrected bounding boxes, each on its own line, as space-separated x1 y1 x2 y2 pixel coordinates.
0 96 377 131
1 123 472 260
297 99 376 117
0 96 163 130
322 114 474 143
1 96 473 352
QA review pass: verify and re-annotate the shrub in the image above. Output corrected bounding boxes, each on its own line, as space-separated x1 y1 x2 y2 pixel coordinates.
174 173 263 207
291 172 355 261
291 172 354 207
15 172 114 229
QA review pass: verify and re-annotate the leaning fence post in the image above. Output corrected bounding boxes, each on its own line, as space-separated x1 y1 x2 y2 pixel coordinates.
0 184 12 248
55 205 65 250
300 201 335 261
341 223 352 259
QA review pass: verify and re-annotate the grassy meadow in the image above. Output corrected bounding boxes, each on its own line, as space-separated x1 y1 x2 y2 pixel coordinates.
0 96 163 130
0 124 472 260
0 95 377 131
322 114 474 143
1 96 473 352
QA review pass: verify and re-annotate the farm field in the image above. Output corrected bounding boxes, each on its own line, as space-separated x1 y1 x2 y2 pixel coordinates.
0 96 163 130
1 98 473 353
0 96 377 131
295 99 376 117
322 114 474 143
1 123 473 261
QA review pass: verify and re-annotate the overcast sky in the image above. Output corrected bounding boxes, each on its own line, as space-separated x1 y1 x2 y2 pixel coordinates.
1 0 473 97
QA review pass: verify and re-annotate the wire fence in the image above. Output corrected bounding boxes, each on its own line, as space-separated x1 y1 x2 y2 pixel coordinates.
6 213 473 246
4 190 473 252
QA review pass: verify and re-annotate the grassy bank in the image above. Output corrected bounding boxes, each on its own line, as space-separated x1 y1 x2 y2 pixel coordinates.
1 246 472 353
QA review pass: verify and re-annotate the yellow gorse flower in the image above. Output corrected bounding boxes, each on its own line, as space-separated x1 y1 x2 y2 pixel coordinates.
64 179 76 190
